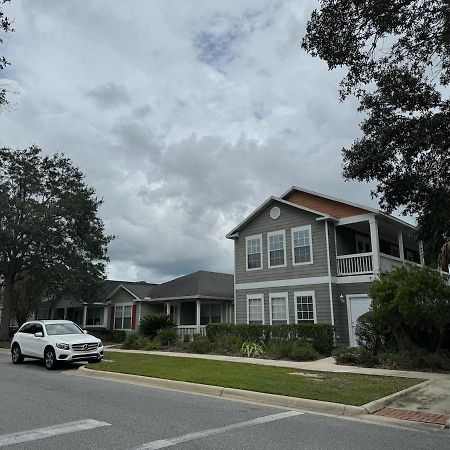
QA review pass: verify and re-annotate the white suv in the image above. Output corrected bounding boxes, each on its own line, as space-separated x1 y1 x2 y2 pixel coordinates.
11 320 104 369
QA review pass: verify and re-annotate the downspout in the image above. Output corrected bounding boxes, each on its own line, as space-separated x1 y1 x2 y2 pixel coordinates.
325 220 335 326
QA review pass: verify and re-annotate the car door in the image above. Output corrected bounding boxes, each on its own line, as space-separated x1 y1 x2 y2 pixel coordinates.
28 323 46 358
17 323 35 356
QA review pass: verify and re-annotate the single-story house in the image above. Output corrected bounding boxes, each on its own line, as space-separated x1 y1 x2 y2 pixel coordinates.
35 270 234 337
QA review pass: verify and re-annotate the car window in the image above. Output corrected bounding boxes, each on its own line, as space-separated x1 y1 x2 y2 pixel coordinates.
45 323 84 335
18 323 34 334
34 324 44 334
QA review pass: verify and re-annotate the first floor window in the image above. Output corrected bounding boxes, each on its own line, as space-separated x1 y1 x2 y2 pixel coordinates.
295 292 316 323
247 295 264 325
270 293 288 325
114 305 132 329
86 306 104 326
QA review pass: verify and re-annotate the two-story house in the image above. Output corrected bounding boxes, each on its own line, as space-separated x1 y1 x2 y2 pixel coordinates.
226 187 423 346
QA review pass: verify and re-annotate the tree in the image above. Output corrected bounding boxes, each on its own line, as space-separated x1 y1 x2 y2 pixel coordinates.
0 0 13 108
0 146 113 339
302 1 450 264
369 266 450 352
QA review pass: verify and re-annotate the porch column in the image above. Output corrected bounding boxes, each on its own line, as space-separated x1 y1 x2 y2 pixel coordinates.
165 302 170 316
82 304 87 328
103 306 109 328
397 230 405 261
419 241 425 266
196 300 201 333
63 307 67 320
369 218 380 275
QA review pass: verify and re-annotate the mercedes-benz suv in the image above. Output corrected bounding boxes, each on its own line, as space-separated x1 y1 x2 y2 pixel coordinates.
11 320 104 369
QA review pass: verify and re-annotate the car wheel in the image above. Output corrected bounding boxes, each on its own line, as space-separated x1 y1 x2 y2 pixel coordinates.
11 344 24 364
44 347 57 370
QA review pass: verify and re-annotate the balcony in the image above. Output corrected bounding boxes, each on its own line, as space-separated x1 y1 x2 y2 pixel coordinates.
337 253 373 275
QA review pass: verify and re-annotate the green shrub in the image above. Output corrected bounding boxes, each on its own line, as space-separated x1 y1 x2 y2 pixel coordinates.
333 346 378 367
379 349 450 371
265 339 292 359
88 328 126 343
144 339 162 351
156 328 178 346
214 334 242 354
122 333 152 350
182 334 191 343
205 323 334 355
355 311 390 354
288 342 320 361
241 341 264 358
139 314 175 339
185 335 213 354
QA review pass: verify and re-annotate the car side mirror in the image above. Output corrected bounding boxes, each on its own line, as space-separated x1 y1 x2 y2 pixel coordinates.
83 330 88 334
34 332 44 338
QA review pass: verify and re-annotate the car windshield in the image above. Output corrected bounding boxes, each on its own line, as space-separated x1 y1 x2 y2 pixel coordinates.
45 323 84 336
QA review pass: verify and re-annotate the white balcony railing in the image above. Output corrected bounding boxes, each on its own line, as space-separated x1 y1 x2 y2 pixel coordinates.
337 252 373 275
177 325 207 339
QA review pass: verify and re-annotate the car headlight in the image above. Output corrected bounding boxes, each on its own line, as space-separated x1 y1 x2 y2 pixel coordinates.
56 343 70 350
98 340 103 348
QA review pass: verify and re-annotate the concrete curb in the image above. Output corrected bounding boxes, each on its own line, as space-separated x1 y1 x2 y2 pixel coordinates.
445 418 450 429
75 366 367 416
362 379 431 414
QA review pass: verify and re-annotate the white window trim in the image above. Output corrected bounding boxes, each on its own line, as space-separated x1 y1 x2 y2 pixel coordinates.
113 303 133 330
246 294 264 325
291 225 313 266
294 290 317 324
267 230 287 268
245 234 263 271
268 292 289 325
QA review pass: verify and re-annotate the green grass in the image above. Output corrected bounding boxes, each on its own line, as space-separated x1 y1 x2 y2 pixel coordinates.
91 351 421 406
0 341 10 348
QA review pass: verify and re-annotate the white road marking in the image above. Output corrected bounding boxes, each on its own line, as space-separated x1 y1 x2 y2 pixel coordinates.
0 419 111 447
136 410 303 449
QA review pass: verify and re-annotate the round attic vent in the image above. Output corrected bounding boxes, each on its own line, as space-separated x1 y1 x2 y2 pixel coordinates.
270 206 281 220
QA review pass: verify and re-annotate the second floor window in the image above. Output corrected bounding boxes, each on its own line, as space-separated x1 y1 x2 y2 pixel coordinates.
268 230 286 267
292 226 313 265
246 235 262 270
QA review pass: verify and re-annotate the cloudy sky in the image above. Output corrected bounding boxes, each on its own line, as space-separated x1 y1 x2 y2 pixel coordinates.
0 0 389 282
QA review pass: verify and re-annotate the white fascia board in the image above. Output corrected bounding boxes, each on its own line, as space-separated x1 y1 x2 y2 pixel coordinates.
225 196 330 239
280 186 378 214
106 284 140 301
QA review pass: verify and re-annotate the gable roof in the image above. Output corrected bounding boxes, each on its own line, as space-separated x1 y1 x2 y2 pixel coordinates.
106 281 157 300
226 196 334 238
282 186 415 230
150 270 234 301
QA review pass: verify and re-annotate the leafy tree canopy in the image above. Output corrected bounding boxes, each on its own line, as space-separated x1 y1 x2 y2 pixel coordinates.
0 146 113 339
0 0 13 108
369 266 450 352
302 0 450 263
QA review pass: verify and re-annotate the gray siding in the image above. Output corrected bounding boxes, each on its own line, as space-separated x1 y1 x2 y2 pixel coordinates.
235 202 329 284
332 282 371 345
235 284 332 325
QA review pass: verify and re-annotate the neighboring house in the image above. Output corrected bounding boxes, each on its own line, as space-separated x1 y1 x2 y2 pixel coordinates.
34 271 234 337
226 186 424 347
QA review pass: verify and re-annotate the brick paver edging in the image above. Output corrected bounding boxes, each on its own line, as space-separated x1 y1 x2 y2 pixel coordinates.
375 407 450 426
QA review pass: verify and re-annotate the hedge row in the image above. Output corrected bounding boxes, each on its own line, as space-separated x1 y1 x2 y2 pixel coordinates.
205 323 334 355
87 328 126 343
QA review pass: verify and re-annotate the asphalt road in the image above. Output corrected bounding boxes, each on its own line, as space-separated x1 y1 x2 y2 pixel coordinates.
0 351 448 450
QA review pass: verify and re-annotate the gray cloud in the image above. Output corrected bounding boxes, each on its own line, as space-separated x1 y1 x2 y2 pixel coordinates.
0 0 390 283
83 82 132 109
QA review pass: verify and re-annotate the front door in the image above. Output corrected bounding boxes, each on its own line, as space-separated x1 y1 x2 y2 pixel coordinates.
347 295 371 347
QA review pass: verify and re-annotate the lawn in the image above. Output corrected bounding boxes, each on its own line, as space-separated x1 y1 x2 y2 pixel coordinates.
91 351 421 406
0 341 10 349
